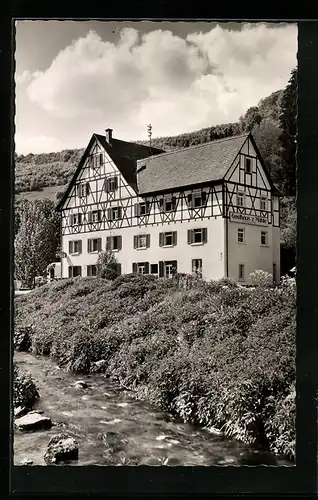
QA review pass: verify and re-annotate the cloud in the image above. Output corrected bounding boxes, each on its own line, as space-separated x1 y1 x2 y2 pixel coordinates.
15 69 42 86
23 23 297 144
15 132 66 155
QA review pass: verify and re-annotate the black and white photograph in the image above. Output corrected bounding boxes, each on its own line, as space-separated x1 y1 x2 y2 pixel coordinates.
13 20 297 468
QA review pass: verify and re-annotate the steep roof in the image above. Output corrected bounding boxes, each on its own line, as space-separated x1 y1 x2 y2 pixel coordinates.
136 133 249 194
56 134 164 211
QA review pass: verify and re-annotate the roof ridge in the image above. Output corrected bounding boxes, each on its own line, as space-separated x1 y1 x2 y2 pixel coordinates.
136 132 250 163
94 134 163 151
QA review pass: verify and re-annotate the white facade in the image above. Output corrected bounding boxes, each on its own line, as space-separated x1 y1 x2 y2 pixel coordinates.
58 132 280 285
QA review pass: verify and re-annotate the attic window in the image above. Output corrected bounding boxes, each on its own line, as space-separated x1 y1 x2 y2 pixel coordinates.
105 176 118 192
77 183 90 198
245 157 252 174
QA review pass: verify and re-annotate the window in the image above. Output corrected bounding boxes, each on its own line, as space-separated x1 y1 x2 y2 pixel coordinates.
261 231 268 246
88 210 102 223
188 190 206 208
260 196 267 211
91 153 103 171
108 206 122 220
245 157 252 174
159 231 177 247
68 266 82 278
87 238 102 253
106 235 122 251
192 259 202 277
77 183 90 198
135 201 150 217
132 262 149 274
134 234 150 249
87 265 97 277
238 264 245 281
237 191 245 208
69 240 82 255
104 176 118 192
159 196 177 212
187 228 207 245
150 264 158 274
158 260 177 278
70 213 82 226
237 228 245 244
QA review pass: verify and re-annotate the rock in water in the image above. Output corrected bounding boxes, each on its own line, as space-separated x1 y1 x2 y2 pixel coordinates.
73 380 88 389
44 433 79 464
14 406 29 418
15 412 52 431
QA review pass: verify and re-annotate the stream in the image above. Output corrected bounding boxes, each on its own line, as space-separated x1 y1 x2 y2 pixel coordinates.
13 351 294 467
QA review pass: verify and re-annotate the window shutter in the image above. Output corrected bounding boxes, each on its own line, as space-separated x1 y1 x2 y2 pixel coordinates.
114 177 118 190
202 191 207 205
172 231 177 246
187 193 193 207
132 262 137 273
86 183 90 196
69 241 73 254
98 238 102 251
104 179 109 192
69 215 73 226
159 233 164 247
78 266 82 277
187 229 193 245
107 208 112 220
78 213 82 224
172 196 177 210
146 234 150 248
68 266 72 278
134 203 140 217
144 262 149 274
99 153 103 166
106 236 111 251
172 261 178 275
159 198 164 211
88 239 91 253
146 201 151 214
116 263 122 275
87 211 92 223
118 235 122 251
78 240 82 254
159 261 164 278
202 228 208 244
133 235 138 249
118 207 122 219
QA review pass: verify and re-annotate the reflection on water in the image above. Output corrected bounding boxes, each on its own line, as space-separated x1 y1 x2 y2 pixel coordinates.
13 352 294 467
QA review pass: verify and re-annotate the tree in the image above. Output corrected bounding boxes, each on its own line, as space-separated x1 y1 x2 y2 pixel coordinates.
240 106 263 132
96 247 121 280
14 200 60 288
252 118 283 189
278 68 297 196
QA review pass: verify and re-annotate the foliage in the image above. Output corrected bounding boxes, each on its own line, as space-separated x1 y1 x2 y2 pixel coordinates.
14 199 60 288
15 273 295 459
96 247 121 280
13 362 39 408
280 197 297 250
249 270 273 288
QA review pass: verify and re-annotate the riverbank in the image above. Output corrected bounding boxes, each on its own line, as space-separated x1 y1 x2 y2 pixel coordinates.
14 273 296 461
13 351 293 466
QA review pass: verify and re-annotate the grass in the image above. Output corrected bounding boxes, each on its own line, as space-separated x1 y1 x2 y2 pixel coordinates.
14 273 296 459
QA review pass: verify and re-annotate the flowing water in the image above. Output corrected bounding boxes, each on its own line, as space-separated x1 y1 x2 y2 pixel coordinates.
13 352 294 467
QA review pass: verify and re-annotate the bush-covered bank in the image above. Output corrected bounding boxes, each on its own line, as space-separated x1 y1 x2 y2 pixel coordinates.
14 274 296 459
13 362 39 408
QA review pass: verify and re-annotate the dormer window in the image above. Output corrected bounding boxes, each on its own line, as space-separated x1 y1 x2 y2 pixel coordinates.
159 195 177 212
135 201 150 217
108 206 122 220
245 157 252 174
105 176 118 192
70 213 82 226
91 153 103 172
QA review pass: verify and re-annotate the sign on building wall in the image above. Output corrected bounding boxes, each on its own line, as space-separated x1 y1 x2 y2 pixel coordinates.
229 211 268 226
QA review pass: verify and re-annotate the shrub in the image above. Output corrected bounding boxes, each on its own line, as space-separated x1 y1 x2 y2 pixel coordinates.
13 363 39 408
14 273 295 459
96 248 121 280
249 270 274 287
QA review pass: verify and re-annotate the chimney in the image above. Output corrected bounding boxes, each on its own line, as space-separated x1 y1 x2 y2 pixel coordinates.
105 128 113 144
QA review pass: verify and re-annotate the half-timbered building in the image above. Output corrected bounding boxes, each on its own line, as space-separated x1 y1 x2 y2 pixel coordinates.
56 128 281 284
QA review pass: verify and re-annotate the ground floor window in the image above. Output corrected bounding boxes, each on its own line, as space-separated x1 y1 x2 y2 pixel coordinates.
132 262 149 274
261 231 268 246
150 264 158 274
238 264 245 281
87 265 97 277
192 259 202 277
68 266 82 278
158 260 177 278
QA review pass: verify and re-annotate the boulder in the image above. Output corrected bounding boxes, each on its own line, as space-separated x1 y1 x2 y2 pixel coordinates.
99 431 128 453
90 359 107 373
73 380 88 389
15 412 52 431
44 433 79 464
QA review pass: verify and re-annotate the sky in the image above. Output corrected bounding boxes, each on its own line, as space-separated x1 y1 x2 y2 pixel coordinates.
14 21 297 155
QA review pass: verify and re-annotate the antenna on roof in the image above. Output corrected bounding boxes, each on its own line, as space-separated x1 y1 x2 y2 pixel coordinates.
147 124 152 150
